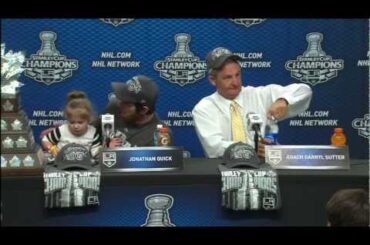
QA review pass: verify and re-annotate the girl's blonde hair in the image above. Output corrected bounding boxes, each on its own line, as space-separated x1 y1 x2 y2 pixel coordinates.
64 91 95 123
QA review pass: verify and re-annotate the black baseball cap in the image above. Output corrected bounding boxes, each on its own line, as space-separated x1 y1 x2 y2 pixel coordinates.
54 143 95 170
206 47 242 74
223 142 260 169
111 75 159 111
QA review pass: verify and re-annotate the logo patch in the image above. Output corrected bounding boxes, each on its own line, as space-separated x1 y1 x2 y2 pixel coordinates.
23 31 79 85
267 150 282 165
352 114 369 139
230 19 266 28
154 33 206 86
101 18 134 27
285 32 344 86
102 152 117 168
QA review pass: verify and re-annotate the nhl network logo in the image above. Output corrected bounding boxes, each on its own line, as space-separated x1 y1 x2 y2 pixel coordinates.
352 114 369 139
154 33 206 86
23 31 79 85
101 18 134 27
230 19 266 28
285 32 344 86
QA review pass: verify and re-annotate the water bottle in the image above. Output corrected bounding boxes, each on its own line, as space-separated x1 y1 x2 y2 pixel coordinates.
264 120 279 145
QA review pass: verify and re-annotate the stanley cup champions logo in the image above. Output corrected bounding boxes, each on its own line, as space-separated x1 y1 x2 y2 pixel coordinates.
154 33 206 86
100 18 134 27
23 31 79 85
352 114 369 139
285 32 344 86
229 19 266 28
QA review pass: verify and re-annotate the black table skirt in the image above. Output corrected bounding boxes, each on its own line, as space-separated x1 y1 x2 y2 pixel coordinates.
1 159 368 226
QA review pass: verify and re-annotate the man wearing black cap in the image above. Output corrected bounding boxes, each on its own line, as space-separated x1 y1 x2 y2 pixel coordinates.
95 75 168 147
192 47 312 158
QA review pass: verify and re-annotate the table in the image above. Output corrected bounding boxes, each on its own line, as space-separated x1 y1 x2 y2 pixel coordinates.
1 159 368 226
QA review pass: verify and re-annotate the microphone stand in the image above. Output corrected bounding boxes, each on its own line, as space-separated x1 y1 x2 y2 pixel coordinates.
252 125 261 153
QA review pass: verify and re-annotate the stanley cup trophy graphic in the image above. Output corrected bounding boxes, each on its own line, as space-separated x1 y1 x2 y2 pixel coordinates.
142 194 175 227
1 43 44 176
167 33 193 84
59 173 85 207
172 34 193 58
37 31 60 56
303 33 326 58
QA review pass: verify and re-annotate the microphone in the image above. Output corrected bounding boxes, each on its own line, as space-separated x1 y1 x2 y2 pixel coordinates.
246 112 263 137
246 112 263 152
101 114 115 147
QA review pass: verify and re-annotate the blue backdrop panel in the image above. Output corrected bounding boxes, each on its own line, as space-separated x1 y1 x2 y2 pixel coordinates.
1 19 368 158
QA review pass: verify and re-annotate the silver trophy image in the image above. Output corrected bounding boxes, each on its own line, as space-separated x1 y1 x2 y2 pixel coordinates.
59 172 84 207
142 194 175 227
248 174 260 210
1 43 44 176
303 32 326 58
172 33 193 58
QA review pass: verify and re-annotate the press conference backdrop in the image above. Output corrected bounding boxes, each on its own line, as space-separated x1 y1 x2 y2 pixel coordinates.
1 19 369 158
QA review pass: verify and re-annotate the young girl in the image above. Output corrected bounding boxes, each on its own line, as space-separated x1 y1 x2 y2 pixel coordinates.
42 91 102 159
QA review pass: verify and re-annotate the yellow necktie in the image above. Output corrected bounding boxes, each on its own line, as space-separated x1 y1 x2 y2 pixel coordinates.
230 101 247 143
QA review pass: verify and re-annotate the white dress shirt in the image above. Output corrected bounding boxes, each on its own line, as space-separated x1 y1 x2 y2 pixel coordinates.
192 83 312 158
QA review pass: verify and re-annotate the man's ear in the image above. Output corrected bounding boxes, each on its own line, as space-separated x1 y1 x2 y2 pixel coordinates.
209 74 216 86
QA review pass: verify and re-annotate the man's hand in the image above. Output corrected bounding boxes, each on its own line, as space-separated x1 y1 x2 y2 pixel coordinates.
108 137 123 148
257 137 273 158
267 98 289 120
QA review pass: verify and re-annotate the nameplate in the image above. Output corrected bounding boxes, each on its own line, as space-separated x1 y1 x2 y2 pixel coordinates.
100 146 183 172
265 145 350 170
